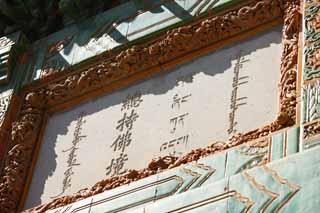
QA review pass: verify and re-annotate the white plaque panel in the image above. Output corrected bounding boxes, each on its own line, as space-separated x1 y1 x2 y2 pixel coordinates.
25 26 282 208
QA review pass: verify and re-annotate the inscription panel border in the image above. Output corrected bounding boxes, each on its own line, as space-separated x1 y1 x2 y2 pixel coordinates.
0 0 301 212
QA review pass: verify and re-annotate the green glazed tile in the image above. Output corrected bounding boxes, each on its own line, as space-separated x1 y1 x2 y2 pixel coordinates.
145 178 228 213
271 132 284 161
229 171 273 213
263 147 320 212
225 140 268 177
72 1 136 64
303 138 320 151
286 127 300 155
46 147 320 213
30 1 137 82
185 0 241 17
127 0 187 41
196 151 226 186
89 174 158 213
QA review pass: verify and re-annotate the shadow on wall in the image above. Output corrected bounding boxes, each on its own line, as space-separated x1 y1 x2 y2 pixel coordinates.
28 0 203 80
24 25 282 209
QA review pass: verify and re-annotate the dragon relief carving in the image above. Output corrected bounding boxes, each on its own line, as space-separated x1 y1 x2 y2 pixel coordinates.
0 0 301 212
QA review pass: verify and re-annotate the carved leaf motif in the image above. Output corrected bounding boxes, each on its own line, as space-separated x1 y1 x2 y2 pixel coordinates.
304 0 320 80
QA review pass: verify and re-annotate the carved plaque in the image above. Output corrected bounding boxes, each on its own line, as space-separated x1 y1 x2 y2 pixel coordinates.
25 26 283 208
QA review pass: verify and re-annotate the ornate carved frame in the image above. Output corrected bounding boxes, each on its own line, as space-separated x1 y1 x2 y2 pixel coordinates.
0 0 301 212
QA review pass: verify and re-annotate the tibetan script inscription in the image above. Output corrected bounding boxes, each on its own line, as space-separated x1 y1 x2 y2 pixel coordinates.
161 92 192 156
25 26 282 209
228 51 250 135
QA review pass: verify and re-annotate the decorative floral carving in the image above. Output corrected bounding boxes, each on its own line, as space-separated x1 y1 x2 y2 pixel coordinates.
0 0 301 212
279 0 300 122
0 92 44 213
303 120 320 139
308 48 320 70
304 0 320 80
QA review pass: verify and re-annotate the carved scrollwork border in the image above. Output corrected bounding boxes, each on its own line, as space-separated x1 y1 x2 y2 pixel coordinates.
0 0 301 212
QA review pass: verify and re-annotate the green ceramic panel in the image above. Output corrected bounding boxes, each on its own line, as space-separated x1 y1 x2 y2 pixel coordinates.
28 42 48 80
127 0 241 42
154 166 204 197
29 24 80 80
27 1 136 82
121 208 144 213
303 0 320 81
265 147 320 213
46 145 320 213
145 178 228 213
185 0 242 16
48 173 159 213
227 197 250 213
303 138 320 150
141 147 320 212
245 167 295 212
89 173 158 213
126 0 188 41
72 1 137 64
225 139 268 177
302 82 320 147
287 127 300 155
229 171 273 212
271 132 284 161
196 151 226 186
22 0 245 83
302 82 320 124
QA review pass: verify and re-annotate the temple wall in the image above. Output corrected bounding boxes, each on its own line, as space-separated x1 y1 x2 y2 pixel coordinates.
0 0 319 212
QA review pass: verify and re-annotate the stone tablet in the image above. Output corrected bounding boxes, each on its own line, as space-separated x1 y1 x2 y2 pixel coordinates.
25 26 282 209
